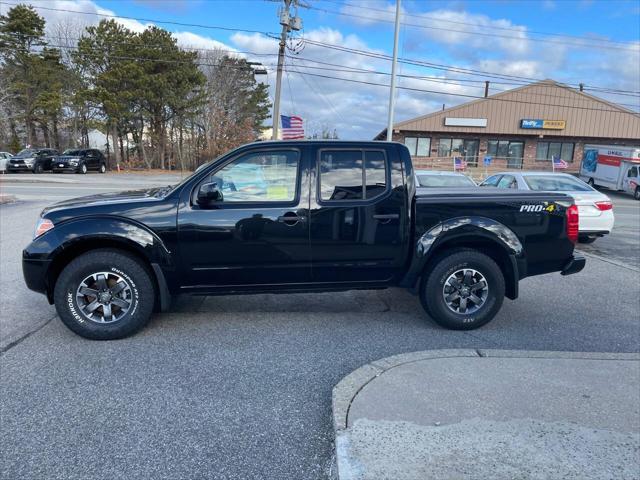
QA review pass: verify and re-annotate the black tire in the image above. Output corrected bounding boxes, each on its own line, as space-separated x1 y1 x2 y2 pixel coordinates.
78 163 87 174
54 249 155 340
634 187 640 201
420 249 505 330
578 235 597 244
99 163 106 173
587 178 595 187
33 163 43 174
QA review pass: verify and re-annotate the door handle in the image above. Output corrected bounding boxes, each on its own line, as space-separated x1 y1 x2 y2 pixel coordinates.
373 214 400 220
277 213 306 225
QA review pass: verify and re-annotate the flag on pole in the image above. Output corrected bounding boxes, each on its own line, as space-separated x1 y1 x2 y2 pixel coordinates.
454 157 467 170
552 156 568 169
280 115 304 139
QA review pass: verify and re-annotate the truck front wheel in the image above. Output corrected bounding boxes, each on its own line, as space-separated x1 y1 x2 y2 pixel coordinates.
53 249 155 340
420 250 505 330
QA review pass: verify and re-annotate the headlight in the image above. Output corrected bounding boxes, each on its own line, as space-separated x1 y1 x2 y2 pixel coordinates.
24 157 34 166
69 160 78 165
34 218 54 238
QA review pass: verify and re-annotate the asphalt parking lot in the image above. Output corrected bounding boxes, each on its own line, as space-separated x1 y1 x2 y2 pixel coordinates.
1 173 639 479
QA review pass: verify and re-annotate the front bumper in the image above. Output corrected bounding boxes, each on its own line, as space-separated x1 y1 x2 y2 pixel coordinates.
52 164 79 173
7 164 33 172
561 255 586 276
22 254 51 297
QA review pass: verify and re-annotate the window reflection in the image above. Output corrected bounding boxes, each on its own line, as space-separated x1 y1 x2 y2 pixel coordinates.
215 151 299 202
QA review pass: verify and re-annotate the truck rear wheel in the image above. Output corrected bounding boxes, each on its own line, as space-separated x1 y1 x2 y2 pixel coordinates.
53 249 155 340
420 250 505 330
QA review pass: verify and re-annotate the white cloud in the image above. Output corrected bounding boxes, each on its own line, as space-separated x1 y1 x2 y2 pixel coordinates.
11 0 639 139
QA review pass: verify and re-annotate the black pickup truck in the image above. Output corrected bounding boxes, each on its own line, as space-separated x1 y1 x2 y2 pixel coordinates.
23 141 585 340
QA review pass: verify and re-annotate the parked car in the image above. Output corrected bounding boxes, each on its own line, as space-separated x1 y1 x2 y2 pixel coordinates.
7 148 59 173
415 170 477 188
480 171 614 243
0 151 13 172
53 149 107 174
23 140 584 340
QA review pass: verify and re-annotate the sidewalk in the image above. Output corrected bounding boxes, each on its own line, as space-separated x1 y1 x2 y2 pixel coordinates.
332 349 640 480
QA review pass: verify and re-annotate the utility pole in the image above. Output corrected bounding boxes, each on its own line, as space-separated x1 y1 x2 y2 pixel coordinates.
386 0 401 142
272 0 302 140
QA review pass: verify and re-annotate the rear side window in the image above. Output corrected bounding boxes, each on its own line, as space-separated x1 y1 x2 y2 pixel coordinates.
319 149 387 202
497 175 516 189
481 175 501 187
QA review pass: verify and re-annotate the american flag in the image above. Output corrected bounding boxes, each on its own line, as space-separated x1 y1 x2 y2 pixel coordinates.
553 156 568 169
281 115 304 139
454 157 467 170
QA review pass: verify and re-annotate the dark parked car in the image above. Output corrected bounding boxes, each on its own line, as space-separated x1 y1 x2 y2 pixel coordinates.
23 140 585 340
53 149 107 174
7 148 59 173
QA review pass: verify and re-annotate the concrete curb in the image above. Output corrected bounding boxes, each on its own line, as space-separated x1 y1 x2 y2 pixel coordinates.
0 175 79 184
0 194 17 204
332 348 640 433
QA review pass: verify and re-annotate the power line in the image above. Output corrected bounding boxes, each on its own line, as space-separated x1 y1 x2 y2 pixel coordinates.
18 40 640 109
307 2 639 51
299 37 640 94
319 0 637 48
0 1 278 36
280 67 640 114
3 2 637 95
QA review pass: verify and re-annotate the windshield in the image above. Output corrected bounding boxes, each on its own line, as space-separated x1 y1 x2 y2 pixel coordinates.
15 149 36 158
417 174 476 188
524 175 593 192
62 149 82 155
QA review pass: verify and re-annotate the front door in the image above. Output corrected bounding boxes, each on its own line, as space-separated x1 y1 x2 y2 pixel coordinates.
177 147 311 290
463 140 479 167
308 146 408 285
623 165 639 193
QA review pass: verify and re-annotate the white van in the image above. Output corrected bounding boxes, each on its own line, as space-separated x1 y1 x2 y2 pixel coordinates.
579 144 640 200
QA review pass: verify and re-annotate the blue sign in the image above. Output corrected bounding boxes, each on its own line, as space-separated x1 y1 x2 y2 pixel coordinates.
483 156 492 166
521 119 544 129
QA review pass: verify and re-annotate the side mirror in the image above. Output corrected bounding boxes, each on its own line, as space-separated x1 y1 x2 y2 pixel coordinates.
197 181 223 204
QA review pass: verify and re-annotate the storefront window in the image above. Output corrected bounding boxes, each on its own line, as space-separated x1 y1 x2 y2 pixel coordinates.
487 139 525 167
536 142 574 162
438 138 465 157
404 137 431 157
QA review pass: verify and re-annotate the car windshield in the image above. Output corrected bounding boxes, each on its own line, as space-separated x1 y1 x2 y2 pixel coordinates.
417 174 476 187
524 175 593 192
62 149 82 155
15 149 36 157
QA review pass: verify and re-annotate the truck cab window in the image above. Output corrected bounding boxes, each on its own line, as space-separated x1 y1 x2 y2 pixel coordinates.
213 150 299 202
319 150 387 201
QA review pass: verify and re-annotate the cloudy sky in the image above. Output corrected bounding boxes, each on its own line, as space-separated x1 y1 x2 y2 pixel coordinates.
2 0 639 139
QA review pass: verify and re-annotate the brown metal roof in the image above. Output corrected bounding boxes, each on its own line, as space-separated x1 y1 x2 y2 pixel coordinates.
389 80 640 140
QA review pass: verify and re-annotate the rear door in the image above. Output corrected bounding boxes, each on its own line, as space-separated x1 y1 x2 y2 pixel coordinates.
308 145 408 284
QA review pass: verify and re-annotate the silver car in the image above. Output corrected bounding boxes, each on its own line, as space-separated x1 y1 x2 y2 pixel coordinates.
480 171 614 243
415 170 477 188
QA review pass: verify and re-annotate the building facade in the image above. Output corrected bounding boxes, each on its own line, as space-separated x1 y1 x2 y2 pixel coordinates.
376 80 640 174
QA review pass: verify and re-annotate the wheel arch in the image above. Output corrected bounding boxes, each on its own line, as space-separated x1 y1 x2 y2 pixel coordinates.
402 216 524 300
42 218 173 311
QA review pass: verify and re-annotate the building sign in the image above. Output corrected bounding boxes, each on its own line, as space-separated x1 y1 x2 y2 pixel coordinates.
444 117 488 127
520 119 566 130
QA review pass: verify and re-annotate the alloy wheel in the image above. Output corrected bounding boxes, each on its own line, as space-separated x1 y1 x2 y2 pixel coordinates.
442 268 489 314
75 271 133 323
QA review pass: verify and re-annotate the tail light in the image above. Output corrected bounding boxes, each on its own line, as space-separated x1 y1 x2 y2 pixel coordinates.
566 204 579 243
594 201 613 211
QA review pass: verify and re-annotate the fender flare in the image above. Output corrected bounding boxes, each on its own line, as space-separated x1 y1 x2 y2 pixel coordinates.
30 216 174 309
401 216 524 297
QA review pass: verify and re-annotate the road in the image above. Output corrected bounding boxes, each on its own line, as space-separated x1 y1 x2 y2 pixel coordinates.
1 173 639 479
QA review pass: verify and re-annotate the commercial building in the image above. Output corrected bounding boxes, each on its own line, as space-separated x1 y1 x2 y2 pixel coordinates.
376 80 640 174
